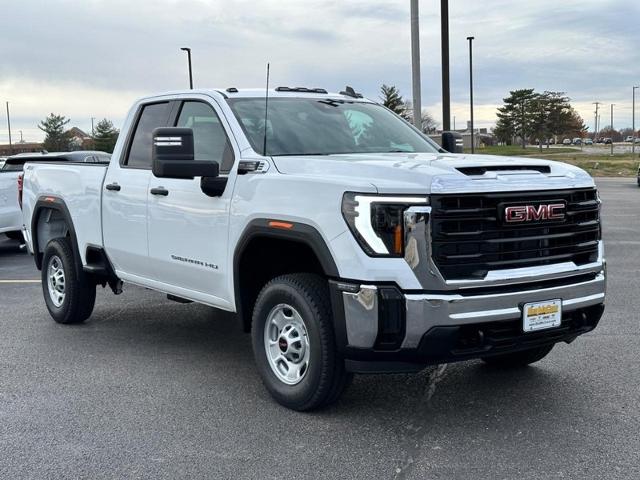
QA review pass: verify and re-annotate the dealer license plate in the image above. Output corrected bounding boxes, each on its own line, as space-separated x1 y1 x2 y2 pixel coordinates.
523 299 562 332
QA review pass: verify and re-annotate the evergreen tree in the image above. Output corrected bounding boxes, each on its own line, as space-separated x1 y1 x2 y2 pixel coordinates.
495 89 537 148
39 113 71 151
380 84 407 118
93 119 119 153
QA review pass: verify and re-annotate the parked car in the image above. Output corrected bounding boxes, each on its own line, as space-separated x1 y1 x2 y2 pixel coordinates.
572 138 582 145
584 138 594 145
625 136 634 143
1 151 110 240
562 138 572 145
0 157 6 170
603 138 613 145
20 88 605 411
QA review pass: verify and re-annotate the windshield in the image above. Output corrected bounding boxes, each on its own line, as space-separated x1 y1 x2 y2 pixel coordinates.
227 97 441 156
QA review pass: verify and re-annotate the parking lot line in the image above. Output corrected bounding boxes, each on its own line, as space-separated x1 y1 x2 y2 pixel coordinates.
0 280 41 283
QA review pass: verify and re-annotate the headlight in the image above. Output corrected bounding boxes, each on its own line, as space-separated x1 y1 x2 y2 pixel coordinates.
341 193 428 257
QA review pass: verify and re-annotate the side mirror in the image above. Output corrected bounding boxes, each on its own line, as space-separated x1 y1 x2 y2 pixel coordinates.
442 131 464 153
152 127 219 179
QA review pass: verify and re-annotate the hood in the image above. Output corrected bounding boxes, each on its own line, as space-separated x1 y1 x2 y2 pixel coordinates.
271 152 595 194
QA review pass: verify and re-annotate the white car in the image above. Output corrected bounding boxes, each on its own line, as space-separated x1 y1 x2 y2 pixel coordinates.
0 159 24 240
20 88 606 410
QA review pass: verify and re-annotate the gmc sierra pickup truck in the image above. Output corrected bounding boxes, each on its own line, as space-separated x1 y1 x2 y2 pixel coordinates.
21 88 606 410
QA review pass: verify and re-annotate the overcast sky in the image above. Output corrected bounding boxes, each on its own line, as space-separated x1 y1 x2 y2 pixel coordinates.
1 0 639 143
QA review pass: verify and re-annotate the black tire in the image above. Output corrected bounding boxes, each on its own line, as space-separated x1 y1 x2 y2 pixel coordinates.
41 237 96 324
251 273 352 411
482 344 554 367
5 231 23 241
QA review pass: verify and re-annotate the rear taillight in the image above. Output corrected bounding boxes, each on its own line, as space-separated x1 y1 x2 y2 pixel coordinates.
17 173 23 209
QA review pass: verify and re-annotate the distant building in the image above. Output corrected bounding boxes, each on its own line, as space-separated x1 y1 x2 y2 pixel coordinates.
67 127 94 150
0 142 44 156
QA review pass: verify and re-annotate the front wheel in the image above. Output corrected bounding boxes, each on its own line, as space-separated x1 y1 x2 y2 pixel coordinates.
42 237 96 324
481 344 554 367
251 274 352 411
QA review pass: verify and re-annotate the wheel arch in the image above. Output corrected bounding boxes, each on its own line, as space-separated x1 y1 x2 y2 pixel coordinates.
233 219 339 332
31 197 81 274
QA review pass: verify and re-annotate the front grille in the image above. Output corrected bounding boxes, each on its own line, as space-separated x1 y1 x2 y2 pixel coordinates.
430 188 601 280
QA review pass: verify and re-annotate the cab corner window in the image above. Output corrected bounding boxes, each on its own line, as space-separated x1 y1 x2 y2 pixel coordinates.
176 101 234 173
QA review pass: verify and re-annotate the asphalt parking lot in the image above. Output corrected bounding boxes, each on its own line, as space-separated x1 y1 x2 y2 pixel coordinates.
0 178 638 479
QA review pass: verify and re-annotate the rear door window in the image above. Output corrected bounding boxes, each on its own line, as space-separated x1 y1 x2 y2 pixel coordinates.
125 102 170 169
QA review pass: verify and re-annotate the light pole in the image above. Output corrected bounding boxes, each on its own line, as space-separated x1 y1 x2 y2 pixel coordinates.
467 36 475 153
610 104 615 156
91 117 95 137
410 0 422 130
5 102 12 155
593 102 600 142
441 0 450 131
18 130 23 143
181 47 193 90
633 86 638 155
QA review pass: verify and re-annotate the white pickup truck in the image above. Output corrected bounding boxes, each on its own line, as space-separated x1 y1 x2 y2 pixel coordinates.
21 88 606 410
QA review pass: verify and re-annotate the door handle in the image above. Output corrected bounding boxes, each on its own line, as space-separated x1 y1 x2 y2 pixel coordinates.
105 183 121 191
150 187 169 196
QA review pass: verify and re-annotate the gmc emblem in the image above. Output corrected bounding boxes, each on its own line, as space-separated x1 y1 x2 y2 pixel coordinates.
503 203 566 224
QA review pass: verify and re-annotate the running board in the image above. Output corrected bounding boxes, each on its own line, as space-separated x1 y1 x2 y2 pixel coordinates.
167 294 193 304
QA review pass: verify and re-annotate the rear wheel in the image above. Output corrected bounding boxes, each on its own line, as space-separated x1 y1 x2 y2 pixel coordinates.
251 274 352 411
482 344 554 367
42 237 96 324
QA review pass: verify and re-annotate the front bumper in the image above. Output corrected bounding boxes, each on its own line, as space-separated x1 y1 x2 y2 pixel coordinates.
329 271 605 373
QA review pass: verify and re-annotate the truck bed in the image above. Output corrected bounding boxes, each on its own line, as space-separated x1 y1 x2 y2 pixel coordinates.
21 162 108 264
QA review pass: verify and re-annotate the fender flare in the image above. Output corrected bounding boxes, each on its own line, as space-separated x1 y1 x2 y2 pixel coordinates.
31 196 82 273
232 219 339 326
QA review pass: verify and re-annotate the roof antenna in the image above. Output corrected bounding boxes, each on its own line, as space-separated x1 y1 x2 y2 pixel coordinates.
262 63 270 156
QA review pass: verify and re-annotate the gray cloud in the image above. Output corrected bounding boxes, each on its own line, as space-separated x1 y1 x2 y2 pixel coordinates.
1 0 638 142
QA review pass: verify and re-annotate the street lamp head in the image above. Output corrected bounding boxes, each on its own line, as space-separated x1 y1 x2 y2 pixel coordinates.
181 47 191 52
467 36 475 41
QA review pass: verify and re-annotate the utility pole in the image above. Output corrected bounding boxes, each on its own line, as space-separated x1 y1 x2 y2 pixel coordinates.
5 102 12 154
440 0 450 131
410 0 422 130
181 47 193 90
467 36 475 153
593 102 600 142
610 104 615 156
91 117 95 136
453 116 456 131
633 87 638 155
19 130 23 143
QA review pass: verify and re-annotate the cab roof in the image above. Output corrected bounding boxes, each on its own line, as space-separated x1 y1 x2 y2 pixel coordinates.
139 87 372 102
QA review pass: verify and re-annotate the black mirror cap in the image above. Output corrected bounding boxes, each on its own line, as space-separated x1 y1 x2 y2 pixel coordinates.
442 131 464 153
152 127 195 162
151 127 220 179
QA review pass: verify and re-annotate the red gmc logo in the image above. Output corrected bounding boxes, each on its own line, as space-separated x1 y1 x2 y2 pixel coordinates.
504 203 566 223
